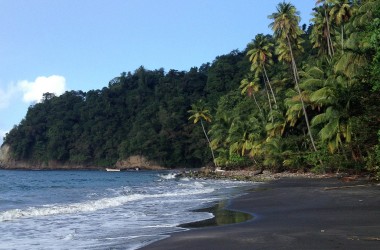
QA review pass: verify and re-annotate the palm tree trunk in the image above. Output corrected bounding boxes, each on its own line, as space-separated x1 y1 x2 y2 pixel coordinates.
341 25 344 54
328 36 335 57
251 93 262 114
286 35 319 153
263 65 277 107
326 23 332 58
200 119 216 166
263 79 273 122
324 7 335 57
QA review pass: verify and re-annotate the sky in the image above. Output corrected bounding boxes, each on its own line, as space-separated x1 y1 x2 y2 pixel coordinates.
0 0 316 144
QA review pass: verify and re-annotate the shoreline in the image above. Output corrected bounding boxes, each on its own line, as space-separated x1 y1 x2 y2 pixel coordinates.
182 168 374 182
179 200 253 229
141 176 380 250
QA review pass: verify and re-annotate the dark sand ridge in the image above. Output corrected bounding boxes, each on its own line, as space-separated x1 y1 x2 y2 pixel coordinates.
141 177 380 250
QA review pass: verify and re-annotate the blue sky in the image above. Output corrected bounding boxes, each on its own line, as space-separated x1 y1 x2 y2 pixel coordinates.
0 0 316 144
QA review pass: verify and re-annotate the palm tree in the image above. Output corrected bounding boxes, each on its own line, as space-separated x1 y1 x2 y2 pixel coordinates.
312 107 352 154
315 0 335 57
333 2 370 79
301 66 353 156
188 100 216 165
227 116 263 165
356 0 380 24
268 2 319 153
266 109 286 138
247 34 278 107
209 113 233 165
311 5 335 58
240 78 263 114
262 137 285 171
329 0 353 53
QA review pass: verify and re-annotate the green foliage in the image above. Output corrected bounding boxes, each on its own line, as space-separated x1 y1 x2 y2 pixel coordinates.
365 130 380 180
4 68 215 168
305 147 347 173
224 154 253 169
4 1 380 174
188 99 216 165
371 14 380 90
205 50 250 107
365 149 380 180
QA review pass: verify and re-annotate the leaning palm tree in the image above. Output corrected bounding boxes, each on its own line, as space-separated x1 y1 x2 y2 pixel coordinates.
247 34 278 107
188 100 216 166
240 78 263 114
268 2 319 153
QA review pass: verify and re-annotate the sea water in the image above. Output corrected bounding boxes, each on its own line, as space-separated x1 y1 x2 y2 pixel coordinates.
0 170 253 250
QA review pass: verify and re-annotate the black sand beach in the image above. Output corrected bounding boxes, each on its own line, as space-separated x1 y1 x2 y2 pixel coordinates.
142 177 380 250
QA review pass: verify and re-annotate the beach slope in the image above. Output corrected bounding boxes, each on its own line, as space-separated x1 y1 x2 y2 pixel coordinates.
142 178 380 250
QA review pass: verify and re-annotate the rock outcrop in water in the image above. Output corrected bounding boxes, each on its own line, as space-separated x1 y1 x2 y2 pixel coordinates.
115 155 165 170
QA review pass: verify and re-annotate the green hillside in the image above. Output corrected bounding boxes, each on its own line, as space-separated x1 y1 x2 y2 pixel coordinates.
3 1 380 176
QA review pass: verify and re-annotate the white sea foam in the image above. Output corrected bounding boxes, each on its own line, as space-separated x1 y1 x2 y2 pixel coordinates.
142 224 178 228
62 233 75 241
158 173 179 180
0 187 214 222
178 181 204 189
0 170 253 250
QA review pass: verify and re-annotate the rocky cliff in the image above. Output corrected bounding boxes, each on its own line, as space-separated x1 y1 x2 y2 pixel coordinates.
115 155 166 170
0 144 11 166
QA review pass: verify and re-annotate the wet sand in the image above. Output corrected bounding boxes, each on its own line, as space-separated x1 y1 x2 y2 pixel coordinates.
141 177 380 250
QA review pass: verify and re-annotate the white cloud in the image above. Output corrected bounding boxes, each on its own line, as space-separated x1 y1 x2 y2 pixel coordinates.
18 75 66 103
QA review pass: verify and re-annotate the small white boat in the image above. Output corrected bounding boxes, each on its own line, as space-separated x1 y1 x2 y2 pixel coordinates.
105 168 121 172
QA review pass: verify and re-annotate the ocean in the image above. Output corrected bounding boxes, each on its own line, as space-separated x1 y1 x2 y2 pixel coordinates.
0 170 253 250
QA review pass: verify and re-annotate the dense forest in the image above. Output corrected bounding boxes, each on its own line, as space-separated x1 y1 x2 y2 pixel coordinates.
2 1 380 176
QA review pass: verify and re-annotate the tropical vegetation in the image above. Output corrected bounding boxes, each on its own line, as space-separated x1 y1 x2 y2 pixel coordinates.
2 1 380 177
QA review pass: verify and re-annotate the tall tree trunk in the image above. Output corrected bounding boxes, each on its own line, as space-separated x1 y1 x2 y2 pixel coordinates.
263 79 273 122
326 22 332 58
286 35 319 153
200 119 216 166
341 25 344 54
251 92 262 114
324 7 335 57
263 65 277 107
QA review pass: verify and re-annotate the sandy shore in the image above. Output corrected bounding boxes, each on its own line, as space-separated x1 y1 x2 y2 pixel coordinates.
141 177 380 250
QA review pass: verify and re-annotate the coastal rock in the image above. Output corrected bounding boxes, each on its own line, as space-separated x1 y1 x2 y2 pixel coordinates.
0 144 11 166
115 155 165 170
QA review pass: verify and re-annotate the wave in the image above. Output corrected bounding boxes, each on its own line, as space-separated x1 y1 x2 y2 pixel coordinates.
158 172 180 180
0 187 214 222
178 181 204 189
142 224 178 228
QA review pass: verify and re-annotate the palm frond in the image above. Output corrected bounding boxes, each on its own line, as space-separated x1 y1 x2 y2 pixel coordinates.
310 87 334 105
